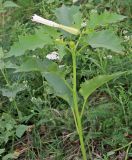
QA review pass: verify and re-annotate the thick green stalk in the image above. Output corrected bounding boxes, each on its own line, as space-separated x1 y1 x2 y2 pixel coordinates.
72 51 87 160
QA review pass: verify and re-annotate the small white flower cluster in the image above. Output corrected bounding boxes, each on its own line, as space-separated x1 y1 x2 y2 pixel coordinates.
46 51 60 60
91 9 97 13
31 97 43 105
59 65 65 68
23 80 28 88
104 55 112 60
81 22 87 27
9 97 13 102
123 30 128 34
32 55 39 58
124 35 131 42
31 97 36 102
123 30 132 42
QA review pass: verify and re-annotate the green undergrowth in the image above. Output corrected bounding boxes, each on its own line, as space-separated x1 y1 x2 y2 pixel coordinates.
0 0 132 159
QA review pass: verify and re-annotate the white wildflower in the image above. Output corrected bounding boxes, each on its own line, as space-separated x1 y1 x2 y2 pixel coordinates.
23 80 28 84
91 9 97 13
59 65 65 68
107 55 112 59
31 110 34 113
9 97 13 102
123 30 128 34
32 14 59 28
46 51 60 60
23 80 28 88
31 14 80 35
32 55 39 58
32 55 37 58
31 97 43 105
31 97 36 102
104 55 112 59
124 35 130 41
81 22 87 27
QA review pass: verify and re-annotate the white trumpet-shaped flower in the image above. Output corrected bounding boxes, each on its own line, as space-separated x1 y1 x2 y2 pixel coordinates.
32 14 59 28
32 14 80 35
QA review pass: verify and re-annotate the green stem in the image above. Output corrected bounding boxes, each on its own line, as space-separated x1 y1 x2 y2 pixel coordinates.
72 51 87 160
81 99 87 119
125 142 131 160
1 69 9 85
78 44 88 54
121 103 128 126
13 100 22 120
71 107 79 134
111 141 132 152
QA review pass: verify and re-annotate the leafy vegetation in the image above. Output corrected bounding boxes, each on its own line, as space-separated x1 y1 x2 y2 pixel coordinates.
0 0 132 160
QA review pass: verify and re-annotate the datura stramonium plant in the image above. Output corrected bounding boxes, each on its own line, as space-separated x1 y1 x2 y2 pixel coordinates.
31 13 128 160
31 15 88 160
32 14 80 35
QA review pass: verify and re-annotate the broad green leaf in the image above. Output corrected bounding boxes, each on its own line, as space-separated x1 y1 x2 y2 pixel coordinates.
88 30 124 53
15 57 58 73
0 83 27 99
73 12 82 28
54 5 82 28
5 61 18 69
79 72 125 101
43 72 73 106
2 153 16 160
3 1 19 8
56 45 67 60
55 39 67 59
0 60 17 69
16 125 28 138
1 113 16 126
6 27 60 57
88 11 126 29
0 49 15 69
0 149 5 155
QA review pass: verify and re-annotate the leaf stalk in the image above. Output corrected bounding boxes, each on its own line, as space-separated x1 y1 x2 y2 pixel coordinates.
72 49 87 160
